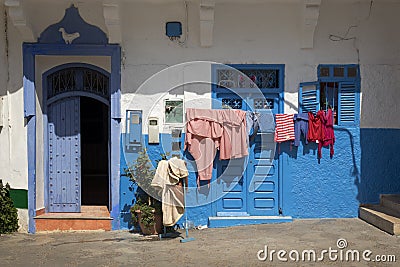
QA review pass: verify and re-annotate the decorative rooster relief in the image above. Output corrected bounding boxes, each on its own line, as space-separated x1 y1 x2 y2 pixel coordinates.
59 28 80 44
38 5 107 44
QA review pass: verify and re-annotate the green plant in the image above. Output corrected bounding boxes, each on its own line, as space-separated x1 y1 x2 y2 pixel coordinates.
125 149 163 232
126 149 155 188
130 200 156 228
0 180 19 234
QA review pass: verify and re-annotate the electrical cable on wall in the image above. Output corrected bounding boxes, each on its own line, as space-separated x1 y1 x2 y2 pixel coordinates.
329 0 373 42
329 25 357 42
328 0 373 63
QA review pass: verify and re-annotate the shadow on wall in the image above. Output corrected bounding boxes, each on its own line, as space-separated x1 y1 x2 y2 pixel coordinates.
277 126 361 218
275 141 319 160
119 138 136 230
359 128 400 204
119 156 138 230
120 203 134 229
279 126 400 206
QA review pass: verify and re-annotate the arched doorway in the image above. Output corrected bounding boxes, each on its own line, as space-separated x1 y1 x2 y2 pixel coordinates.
81 97 109 207
45 64 110 212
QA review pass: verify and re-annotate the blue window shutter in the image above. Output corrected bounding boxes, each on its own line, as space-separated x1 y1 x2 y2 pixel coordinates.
338 81 359 126
299 82 320 114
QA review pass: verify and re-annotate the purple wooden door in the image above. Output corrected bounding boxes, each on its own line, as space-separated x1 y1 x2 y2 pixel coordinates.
48 97 81 212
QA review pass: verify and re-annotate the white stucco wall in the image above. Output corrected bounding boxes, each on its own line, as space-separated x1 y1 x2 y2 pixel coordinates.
0 3 27 190
118 0 400 131
0 4 10 184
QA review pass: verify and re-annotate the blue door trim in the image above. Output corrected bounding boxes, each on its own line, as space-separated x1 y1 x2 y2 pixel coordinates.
23 43 121 233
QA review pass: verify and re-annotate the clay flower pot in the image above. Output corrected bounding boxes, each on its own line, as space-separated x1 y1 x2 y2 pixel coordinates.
135 210 163 235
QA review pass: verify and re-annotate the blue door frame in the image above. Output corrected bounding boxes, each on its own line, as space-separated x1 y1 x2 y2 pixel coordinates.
23 43 121 233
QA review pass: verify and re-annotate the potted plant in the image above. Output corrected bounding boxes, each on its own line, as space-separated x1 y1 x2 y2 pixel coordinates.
130 197 162 235
126 149 163 235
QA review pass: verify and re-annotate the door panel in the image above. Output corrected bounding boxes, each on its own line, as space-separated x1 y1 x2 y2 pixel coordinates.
48 97 81 212
247 96 279 215
216 158 248 216
247 133 279 215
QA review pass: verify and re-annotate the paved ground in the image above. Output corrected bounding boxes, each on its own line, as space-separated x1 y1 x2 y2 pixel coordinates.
0 218 399 266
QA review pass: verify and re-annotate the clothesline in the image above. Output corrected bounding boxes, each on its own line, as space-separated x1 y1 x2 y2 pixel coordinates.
183 108 335 188
275 110 335 159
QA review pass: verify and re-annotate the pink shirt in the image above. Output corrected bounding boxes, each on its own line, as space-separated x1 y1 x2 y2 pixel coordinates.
185 108 248 182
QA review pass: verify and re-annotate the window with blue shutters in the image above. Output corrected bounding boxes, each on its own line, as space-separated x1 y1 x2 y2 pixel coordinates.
299 65 360 127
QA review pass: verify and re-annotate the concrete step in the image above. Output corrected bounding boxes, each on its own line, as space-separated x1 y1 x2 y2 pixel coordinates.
359 205 400 235
35 206 112 232
381 194 400 215
208 215 292 228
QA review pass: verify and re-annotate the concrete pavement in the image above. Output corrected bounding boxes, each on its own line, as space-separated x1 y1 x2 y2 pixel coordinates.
0 218 399 266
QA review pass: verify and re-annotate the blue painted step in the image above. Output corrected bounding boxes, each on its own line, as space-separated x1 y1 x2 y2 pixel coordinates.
208 216 292 228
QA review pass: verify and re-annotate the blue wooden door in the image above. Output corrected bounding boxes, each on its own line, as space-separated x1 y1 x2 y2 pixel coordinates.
246 95 279 216
48 97 81 212
215 94 280 216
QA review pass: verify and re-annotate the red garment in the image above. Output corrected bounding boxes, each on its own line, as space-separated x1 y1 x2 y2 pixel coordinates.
307 111 322 143
307 110 335 158
321 109 335 158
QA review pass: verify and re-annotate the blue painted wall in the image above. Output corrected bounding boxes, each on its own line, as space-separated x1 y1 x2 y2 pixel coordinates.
118 128 400 228
358 128 400 204
283 127 361 218
119 137 136 230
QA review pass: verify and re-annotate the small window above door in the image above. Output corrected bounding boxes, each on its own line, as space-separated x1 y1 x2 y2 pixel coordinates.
47 66 109 100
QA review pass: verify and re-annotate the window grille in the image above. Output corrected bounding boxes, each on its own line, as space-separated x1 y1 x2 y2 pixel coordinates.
222 98 242 109
48 67 109 100
217 69 279 89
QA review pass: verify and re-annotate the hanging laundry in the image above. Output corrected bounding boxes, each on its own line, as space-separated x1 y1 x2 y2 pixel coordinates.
219 109 248 159
247 111 276 144
258 112 276 133
293 113 309 146
184 108 248 186
307 109 335 158
246 111 260 142
274 114 295 143
307 111 323 143
151 157 188 226
321 109 335 158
